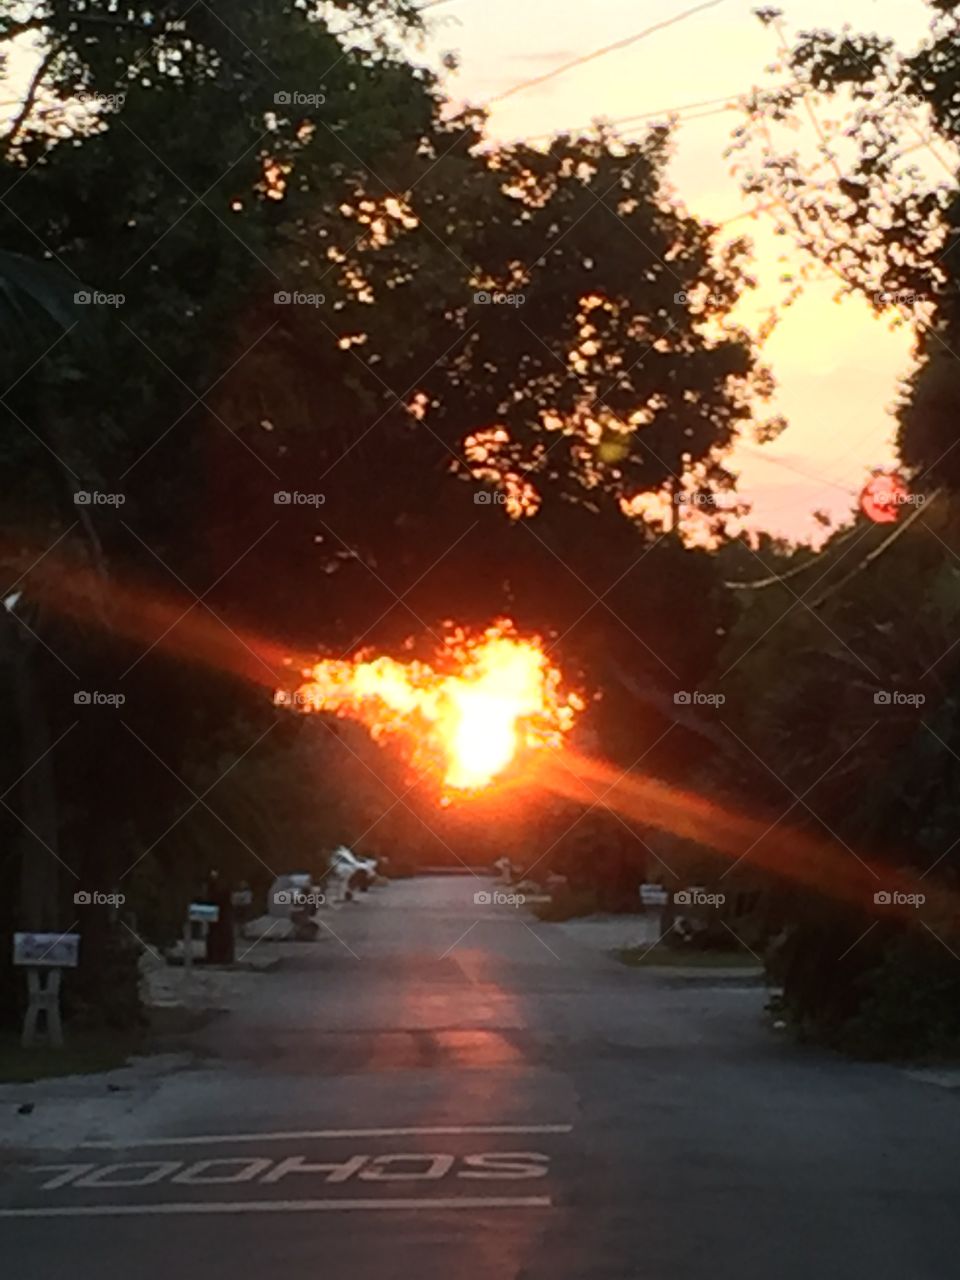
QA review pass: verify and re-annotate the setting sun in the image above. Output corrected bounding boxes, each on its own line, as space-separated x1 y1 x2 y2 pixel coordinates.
278 623 583 790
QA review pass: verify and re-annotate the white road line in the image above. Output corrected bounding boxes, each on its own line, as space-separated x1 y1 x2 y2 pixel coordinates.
77 1125 573 1149
0 1196 552 1218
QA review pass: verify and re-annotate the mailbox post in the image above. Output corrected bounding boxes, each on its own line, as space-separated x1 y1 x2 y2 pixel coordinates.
639 883 672 937
184 902 219 971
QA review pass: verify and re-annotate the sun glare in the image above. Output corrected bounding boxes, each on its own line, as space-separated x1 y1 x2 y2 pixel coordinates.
277 622 582 791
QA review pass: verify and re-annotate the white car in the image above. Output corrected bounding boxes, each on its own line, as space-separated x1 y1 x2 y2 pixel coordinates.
329 846 378 893
263 872 322 940
267 872 315 917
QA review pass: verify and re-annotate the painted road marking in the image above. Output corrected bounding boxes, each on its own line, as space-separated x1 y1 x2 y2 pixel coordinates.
77 1124 572 1148
26 1151 551 1190
2 1132 571 1218
0 1196 552 1218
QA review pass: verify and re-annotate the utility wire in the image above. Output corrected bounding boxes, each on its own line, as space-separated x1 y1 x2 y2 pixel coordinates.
736 446 858 497
486 0 725 105
515 93 752 145
723 526 860 590
809 488 941 610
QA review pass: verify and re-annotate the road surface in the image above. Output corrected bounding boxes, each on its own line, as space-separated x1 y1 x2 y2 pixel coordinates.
2 876 959 1278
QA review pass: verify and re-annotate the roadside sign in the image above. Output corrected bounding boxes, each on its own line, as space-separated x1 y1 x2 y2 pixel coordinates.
13 932 80 969
13 933 79 1049
188 903 220 924
639 884 668 907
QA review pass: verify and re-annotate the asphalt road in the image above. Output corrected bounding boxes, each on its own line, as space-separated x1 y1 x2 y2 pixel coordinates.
2 876 959 1279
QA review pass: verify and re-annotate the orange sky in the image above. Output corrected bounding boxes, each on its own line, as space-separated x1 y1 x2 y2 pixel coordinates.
423 0 936 543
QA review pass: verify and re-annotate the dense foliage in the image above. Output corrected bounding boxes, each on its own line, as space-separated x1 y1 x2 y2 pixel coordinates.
0 1 759 1027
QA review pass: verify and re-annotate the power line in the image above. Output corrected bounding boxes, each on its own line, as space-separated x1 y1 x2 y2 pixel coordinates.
486 0 725 106
736 446 858 497
515 92 750 145
809 488 941 611
723 525 861 590
604 93 757 129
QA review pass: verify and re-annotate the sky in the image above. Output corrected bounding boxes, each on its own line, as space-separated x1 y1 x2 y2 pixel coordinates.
420 0 937 543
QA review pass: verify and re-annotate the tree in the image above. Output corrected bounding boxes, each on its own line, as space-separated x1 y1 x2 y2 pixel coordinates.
0 0 451 1021
738 3 960 489
0 0 765 1026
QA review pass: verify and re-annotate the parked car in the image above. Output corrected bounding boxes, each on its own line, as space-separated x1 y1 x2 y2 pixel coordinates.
267 872 315 916
329 846 378 894
263 872 323 939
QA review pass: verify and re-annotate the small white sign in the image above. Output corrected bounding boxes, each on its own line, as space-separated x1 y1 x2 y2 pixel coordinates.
639 884 669 907
188 903 220 924
13 932 80 968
